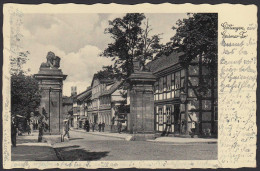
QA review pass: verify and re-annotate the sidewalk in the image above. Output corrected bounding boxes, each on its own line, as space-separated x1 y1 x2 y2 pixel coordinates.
71 128 132 140
148 137 217 144
71 128 217 144
11 131 59 161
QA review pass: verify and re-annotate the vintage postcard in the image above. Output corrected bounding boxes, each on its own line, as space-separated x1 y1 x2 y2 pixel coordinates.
2 3 257 169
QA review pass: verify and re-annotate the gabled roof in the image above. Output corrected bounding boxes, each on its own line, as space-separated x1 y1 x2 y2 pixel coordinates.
146 51 184 73
100 79 115 85
76 87 92 102
90 74 115 87
100 80 124 96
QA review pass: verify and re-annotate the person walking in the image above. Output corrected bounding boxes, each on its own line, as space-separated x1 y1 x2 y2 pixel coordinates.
117 121 122 134
102 121 105 132
27 121 31 135
111 117 115 132
92 122 95 132
98 122 102 132
165 116 171 136
11 116 17 147
38 121 44 142
63 120 70 140
35 122 38 130
85 120 90 132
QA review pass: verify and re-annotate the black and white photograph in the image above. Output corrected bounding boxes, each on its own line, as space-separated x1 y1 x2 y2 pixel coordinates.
2 3 257 169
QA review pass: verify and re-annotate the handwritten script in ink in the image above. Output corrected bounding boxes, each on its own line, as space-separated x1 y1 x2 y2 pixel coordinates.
219 22 257 166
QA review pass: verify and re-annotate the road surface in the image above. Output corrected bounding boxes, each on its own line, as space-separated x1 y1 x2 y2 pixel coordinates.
53 130 217 161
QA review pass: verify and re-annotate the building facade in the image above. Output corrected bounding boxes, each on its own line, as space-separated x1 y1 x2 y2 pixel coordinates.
87 76 126 129
62 96 73 126
146 51 218 136
72 87 91 128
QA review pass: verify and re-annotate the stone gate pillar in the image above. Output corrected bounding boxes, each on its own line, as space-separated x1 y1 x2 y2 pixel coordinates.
127 60 156 140
34 52 67 135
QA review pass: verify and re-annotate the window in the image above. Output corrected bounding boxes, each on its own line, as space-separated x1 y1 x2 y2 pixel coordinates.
181 69 185 77
166 106 171 123
175 71 180 89
163 77 167 99
159 78 163 93
154 81 159 101
181 78 185 88
159 78 163 100
167 75 171 91
158 108 163 124
171 73 175 98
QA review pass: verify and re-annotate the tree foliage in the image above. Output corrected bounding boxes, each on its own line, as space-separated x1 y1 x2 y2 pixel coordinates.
10 51 30 75
165 13 217 73
160 13 217 96
101 13 163 78
95 65 119 80
11 72 41 120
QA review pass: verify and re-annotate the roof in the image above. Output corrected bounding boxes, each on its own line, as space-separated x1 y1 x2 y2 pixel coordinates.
100 79 115 85
100 80 124 96
76 87 92 102
146 51 184 73
90 74 115 87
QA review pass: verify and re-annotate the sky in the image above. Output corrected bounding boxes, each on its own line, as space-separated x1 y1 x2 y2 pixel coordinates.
20 13 187 96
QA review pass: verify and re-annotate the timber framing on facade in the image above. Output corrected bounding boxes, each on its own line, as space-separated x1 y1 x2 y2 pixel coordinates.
146 51 217 136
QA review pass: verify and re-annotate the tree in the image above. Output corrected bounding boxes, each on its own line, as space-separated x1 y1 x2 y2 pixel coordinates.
165 13 217 94
101 13 163 78
11 72 41 121
167 13 217 72
95 65 119 80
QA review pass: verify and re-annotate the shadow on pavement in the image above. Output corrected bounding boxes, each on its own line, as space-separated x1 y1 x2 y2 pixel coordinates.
54 146 109 161
12 145 59 161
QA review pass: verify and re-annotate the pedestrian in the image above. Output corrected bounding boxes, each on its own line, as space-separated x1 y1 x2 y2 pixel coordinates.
98 122 102 132
11 116 17 147
117 121 122 134
102 121 105 132
63 120 70 140
92 122 95 132
27 121 31 135
35 122 38 130
165 116 171 136
38 122 44 142
85 120 90 132
111 117 115 132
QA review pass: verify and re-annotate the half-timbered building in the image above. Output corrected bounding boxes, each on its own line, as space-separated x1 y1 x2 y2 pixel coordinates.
146 51 218 136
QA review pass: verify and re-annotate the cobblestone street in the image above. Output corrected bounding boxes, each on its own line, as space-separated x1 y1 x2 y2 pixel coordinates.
53 130 217 161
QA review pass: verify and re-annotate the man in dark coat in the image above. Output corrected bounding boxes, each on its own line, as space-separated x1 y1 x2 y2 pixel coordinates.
102 121 105 132
63 120 70 139
98 122 102 132
11 116 17 147
92 122 95 132
85 120 90 132
117 121 122 134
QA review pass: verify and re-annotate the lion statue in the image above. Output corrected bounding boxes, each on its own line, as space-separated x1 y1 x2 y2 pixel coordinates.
40 51 60 69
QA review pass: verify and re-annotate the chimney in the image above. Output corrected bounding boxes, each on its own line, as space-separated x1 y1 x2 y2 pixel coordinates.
71 86 77 96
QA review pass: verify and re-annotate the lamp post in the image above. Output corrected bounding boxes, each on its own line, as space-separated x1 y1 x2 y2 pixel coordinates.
180 90 189 135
